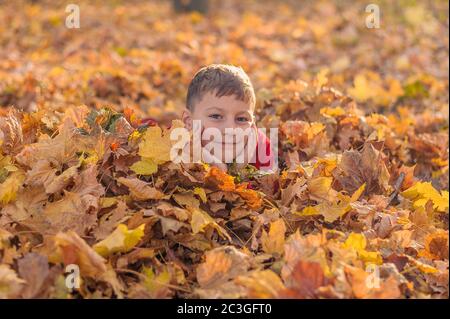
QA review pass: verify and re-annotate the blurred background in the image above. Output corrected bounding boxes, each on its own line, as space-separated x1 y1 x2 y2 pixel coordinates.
0 0 448 126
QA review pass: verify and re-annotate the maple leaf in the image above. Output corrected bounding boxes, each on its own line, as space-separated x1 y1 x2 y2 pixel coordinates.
52 231 107 278
342 233 383 265
93 200 128 240
196 246 250 289
261 219 286 255
1 186 47 222
280 260 329 299
401 182 449 213
117 177 165 200
15 118 79 168
133 120 184 174
130 158 158 175
307 176 334 202
190 208 231 240
344 265 401 299
333 143 390 195
418 231 449 260
296 183 366 222
36 191 98 235
93 224 146 257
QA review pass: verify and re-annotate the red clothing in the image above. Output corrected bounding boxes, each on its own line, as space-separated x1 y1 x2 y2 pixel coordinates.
253 129 276 171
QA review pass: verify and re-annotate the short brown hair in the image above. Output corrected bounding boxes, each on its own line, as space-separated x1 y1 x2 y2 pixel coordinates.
186 64 255 111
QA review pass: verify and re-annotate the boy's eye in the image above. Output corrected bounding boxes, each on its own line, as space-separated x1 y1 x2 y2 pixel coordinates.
209 114 223 120
236 116 250 122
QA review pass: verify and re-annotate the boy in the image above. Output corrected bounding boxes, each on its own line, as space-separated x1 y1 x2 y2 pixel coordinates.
180 64 276 172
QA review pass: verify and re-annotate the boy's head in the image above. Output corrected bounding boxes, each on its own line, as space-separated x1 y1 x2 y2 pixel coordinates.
182 64 257 163
182 64 256 133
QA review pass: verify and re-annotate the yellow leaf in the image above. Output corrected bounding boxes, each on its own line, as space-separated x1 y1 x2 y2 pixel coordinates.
261 219 286 255
193 187 207 203
308 123 325 139
433 191 448 212
358 250 383 265
408 257 439 274
307 176 333 201
136 120 184 173
320 106 345 118
0 171 24 205
343 233 382 265
297 206 320 216
343 233 367 251
130 158 158 175
401 182 448 212
99 197 118 208
350 183 366 202
190 208 215 234
142 267 171 296
348 74 373 102
93 224 145 257
315 68 329 88
78 151 99 166
296 183 365 222
172 192 200 210
313 157 338 177
190 208 230 240
138 126 169 163
138 121 183 165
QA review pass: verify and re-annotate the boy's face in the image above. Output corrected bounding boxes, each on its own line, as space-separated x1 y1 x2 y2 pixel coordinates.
182 91 256 163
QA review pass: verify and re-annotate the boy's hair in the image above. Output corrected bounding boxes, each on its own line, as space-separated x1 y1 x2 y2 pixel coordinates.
186 64 255 111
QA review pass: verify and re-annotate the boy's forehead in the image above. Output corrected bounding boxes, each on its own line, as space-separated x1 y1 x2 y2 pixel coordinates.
194 91 255 111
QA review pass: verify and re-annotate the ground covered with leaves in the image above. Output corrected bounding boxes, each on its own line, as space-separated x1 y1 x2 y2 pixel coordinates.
0 0 449 299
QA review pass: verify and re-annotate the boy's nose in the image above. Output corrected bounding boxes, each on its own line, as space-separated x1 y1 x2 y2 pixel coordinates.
223 118 237 131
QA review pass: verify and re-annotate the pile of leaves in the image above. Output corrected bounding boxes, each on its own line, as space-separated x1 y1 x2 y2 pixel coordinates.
0 0 449 299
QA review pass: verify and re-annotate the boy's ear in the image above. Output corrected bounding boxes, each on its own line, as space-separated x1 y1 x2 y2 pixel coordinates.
182 109 193 130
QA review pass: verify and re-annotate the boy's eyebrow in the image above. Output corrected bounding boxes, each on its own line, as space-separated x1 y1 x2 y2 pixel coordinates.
236 110 252 116
204 106 224 112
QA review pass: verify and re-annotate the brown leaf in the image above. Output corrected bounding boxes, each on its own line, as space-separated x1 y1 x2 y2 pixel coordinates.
52 231 107 278
117 177 165 200
280 260 328 298
196 246 250 289
17 253 50 298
